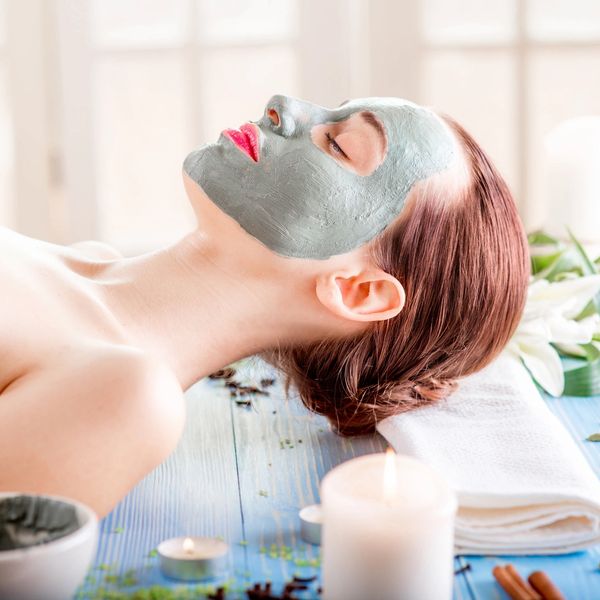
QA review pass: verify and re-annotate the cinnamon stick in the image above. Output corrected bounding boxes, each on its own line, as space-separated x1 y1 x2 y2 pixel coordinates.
506 565 543 600
528 570 566 600
492 564 542 600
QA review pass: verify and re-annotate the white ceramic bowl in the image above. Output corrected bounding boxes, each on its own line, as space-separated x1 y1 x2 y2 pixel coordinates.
0 492 98 600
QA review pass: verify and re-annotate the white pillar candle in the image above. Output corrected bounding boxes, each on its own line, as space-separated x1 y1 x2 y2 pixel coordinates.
321 449 457 600
543 116 600 243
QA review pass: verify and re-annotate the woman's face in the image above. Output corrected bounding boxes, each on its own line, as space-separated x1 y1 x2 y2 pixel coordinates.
183 95 456 260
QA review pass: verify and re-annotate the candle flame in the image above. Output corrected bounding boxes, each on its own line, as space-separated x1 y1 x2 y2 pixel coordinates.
383 447 399 503
183 537 195 554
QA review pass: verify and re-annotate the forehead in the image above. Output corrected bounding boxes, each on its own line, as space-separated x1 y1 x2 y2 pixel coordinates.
327 97 453 159
329 97 442 138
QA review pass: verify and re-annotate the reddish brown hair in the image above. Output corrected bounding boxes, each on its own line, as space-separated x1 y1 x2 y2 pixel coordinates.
264 114 530 436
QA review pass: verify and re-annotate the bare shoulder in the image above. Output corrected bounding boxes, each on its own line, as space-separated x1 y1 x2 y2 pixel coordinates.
68 240 124 260
1 343 183 405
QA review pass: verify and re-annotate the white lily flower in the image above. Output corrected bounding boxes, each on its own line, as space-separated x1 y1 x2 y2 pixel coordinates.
504 274 600 396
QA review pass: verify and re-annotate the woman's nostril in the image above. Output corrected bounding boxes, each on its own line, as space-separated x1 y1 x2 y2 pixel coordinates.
267 108 280 127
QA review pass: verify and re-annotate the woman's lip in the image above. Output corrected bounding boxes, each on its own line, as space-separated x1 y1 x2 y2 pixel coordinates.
223 123 260 162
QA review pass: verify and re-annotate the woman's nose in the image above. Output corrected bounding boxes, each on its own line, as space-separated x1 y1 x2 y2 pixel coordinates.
263 94 308 138
267 107 280 127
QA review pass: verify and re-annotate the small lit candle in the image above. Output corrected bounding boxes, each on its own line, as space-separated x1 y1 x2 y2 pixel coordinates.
299 504 323 545
157 536 229 581
321 449 457 600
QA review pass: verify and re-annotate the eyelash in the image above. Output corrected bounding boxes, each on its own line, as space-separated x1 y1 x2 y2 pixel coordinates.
326 132 348 159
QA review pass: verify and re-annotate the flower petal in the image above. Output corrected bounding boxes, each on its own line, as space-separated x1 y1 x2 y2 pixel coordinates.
518 340 565 396
526 275 600 316
547 315 597 344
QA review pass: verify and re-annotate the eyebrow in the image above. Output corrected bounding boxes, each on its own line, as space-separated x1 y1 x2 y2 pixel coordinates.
360 111 386 144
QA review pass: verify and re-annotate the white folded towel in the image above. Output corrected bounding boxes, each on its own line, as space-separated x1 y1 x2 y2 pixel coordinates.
376 352 600 555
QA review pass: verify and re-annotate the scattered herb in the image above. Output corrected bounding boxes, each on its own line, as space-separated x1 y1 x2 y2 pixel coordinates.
238 540 249 546
293 574 317 584
207 364 277 406
279 439 296 450
586 433 600 442
258 490 269 497
146 549 158 558
234 396 252 406
121 570 138 587
113 526 124 534
454 562 472 576
208 367 236 380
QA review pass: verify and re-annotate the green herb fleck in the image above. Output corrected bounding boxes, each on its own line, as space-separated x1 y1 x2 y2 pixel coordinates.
238 539 249 546
258 489 269 497
113 526 124 534
121 570 138 587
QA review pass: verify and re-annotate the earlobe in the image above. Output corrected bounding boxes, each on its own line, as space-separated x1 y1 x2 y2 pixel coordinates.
316 269 405 323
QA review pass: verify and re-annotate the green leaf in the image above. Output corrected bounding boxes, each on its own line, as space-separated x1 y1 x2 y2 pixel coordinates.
531 249 565 276
564 357 600 396
535 249 582 282
568 229 600 315
567 228 598 276
580 343 600 362
586 433 600 442
575 299 598 321
528 230 562 246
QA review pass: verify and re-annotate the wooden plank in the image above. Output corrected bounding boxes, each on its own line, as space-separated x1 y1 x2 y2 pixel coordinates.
78 360 600 598
228 358 474 599
78 378 245 595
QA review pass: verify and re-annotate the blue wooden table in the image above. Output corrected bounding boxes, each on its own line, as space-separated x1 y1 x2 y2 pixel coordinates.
76 357 600 599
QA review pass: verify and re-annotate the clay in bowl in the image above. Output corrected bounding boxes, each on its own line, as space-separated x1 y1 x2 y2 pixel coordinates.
0 493 98 600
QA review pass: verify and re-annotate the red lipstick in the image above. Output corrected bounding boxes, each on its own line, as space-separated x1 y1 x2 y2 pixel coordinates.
223 123 260 162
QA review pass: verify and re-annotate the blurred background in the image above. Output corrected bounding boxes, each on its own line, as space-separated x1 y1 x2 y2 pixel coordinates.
0 0 599 256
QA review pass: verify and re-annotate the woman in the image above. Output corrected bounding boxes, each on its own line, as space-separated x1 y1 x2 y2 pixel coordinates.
0 95 529 517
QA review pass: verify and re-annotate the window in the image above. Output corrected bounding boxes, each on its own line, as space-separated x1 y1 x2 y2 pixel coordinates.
83 0 301 254
1 1 599 251
0 0 14 228
418 0 600 232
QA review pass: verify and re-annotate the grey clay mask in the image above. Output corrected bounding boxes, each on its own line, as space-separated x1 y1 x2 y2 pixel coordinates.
183 95 456 260
0 495 80 550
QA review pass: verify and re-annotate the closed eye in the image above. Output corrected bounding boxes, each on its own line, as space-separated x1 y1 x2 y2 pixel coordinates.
325 132 348 160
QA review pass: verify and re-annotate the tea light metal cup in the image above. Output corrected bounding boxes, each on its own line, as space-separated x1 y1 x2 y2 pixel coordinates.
158 536 229 581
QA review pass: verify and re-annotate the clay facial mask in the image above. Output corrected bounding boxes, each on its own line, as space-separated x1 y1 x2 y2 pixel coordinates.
0 495 80 550
183 95 456 259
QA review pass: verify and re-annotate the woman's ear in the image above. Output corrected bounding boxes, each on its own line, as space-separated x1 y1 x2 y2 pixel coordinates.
315 268 406 322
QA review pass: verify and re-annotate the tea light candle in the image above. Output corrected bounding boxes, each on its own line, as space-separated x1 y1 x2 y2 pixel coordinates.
157 536 229 581
321 449 457 600
299 504 322 545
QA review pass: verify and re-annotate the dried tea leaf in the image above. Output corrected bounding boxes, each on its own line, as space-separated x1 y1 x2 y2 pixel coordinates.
586 433 600 442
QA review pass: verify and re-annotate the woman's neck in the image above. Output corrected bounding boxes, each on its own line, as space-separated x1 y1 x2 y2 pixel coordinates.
87 231 320 390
